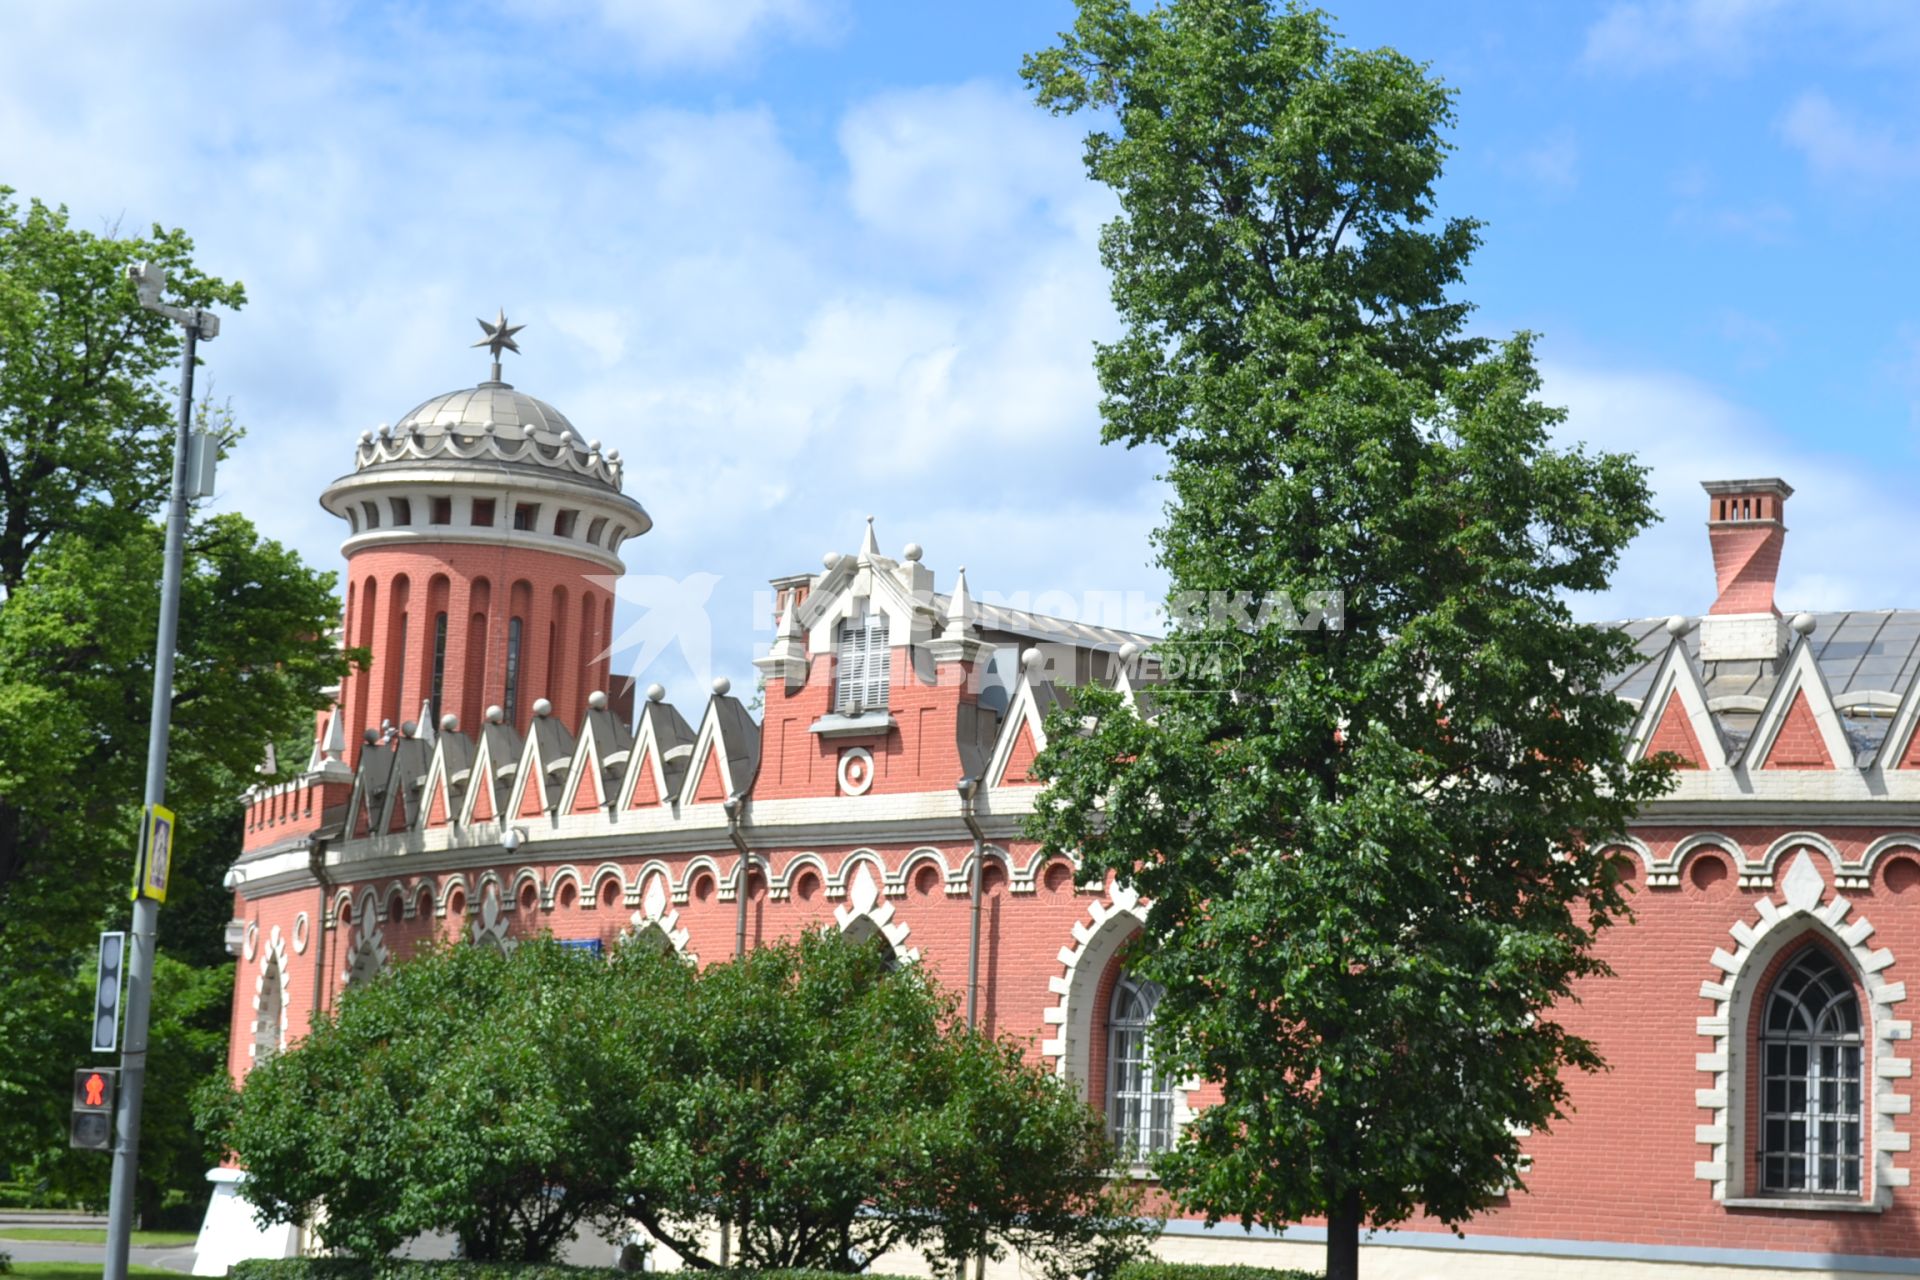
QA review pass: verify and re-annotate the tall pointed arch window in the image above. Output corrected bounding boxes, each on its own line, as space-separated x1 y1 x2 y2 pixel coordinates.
253 955 283 1063
1107 973 1173 1160
834 610 891 714
1759 945 1864 1195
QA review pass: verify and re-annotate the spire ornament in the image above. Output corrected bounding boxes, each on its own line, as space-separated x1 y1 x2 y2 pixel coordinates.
472 308 526 383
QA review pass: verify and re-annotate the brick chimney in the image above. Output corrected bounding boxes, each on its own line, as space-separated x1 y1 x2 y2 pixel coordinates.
1698 478 1792 661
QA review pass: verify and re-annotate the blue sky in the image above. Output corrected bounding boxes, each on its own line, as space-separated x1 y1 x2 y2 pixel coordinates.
3 0 1917 698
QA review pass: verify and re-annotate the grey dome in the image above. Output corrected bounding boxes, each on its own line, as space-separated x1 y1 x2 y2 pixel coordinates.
395 381 576 437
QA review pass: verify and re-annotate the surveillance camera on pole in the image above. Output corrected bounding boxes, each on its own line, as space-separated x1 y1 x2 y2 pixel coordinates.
102 260 226 1280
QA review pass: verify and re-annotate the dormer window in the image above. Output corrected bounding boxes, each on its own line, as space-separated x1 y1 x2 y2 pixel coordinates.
834 611 891 714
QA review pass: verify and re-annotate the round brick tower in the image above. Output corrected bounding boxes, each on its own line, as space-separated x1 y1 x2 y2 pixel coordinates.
320 324 649 758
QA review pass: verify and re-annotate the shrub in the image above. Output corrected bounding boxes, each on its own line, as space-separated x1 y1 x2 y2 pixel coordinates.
207 930 1154 1275
1114 1265 1320 1280
228 1264 928 1280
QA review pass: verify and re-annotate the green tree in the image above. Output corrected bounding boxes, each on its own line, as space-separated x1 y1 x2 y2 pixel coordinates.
204 931 1152 1275
0 188 352 1220
621 929 1149 1278
1022 5 1674 1279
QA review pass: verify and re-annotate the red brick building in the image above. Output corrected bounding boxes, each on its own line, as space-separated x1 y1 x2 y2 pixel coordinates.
202 362 1920 1278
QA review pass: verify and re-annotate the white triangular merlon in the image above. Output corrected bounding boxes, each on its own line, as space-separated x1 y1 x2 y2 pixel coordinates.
458 731 504 826
417 739 458 830
558 724 611 816
859 514 879 560
505 725 568 819
985 675 1050 791
416 702 436 749
615 712 675 811
1875 669 1920 772
677 700 736 808
1740 637 1852 771
1628 639 1728 771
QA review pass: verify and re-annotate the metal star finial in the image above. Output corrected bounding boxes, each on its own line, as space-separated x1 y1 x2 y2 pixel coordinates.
472 308 525 382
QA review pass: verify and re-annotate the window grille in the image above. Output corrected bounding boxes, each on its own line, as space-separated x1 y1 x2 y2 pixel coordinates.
1107 974 1173 1160
834 612 891 713
1759 946 1864 1195
504 617 524 724
429 613 448 724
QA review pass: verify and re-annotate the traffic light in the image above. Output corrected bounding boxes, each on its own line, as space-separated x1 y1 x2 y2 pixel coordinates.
71 1067 117 1151
93 931 126 1053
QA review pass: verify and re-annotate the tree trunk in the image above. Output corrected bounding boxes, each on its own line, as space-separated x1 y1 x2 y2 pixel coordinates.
1325 1189 1362 1280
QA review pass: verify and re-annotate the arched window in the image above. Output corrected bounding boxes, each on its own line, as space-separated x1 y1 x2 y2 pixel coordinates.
1760 946 1864 1195
253 955 283 1063
1107 973 1173 1160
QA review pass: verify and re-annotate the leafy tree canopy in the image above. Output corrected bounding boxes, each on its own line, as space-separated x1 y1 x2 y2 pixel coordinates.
0 187 353 1219
1023 4 1674 1279
203 931 1154 1276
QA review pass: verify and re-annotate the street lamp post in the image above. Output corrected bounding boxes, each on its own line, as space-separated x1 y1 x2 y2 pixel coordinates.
104 262 220 1280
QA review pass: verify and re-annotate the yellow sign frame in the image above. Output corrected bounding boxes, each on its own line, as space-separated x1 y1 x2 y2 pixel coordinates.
133 804 177 903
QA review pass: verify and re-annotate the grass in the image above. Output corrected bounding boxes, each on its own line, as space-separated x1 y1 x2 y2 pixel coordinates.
7 1264 178 1280
0 1230 197 1247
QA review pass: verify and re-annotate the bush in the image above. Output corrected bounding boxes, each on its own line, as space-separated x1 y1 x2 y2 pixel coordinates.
207 931 1153 1275
1114 1265 1320 1280
229 1265 926 1280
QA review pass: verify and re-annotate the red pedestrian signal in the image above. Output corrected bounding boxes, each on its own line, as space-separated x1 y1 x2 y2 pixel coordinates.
71 1067 116 1151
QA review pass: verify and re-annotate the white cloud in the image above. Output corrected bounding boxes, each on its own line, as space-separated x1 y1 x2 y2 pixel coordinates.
1778 90 1920 182
0 4 1155 695
1510 130 1580 194
839 81 1111 258
1582 0 1792 73
505 0 840 68
1546 363 1920 620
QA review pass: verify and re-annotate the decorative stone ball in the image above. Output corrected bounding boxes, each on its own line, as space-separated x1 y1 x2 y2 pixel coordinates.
646 683 666 703
587 689 608 711
441 713 460 733
377 423 392 439
588 439 602 453
711 676 732 696
903 543 923 562
1118 641 1141 661
363 728 381 744
1020 648 1042 672
485 704 505 724
1665 614 1691 638
359 430 374 445
607 449 621 463
533 697 553 718
823 551 842 570
1791 612 1817 636
400 720 417 737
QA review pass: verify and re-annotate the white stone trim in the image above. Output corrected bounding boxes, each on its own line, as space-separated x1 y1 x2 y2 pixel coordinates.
1042 883 1147 1081
1740 638 1853 772
1629 640 1728 771
340 918 390 987
622 902 694 963
833 861 917 962
1693 851 1909 1206
247 927 291 1061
